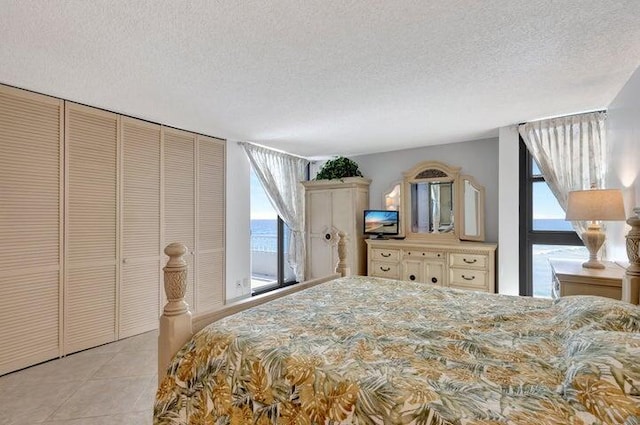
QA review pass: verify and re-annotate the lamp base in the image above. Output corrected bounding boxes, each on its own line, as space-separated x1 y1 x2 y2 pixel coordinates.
581 223 605 270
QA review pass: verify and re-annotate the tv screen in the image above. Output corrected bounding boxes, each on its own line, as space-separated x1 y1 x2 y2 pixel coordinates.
363 210 399 237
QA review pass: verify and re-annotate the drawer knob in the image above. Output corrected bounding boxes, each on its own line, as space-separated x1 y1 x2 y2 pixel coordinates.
409 274 416 281
381 252 391 258
380 266 391 272
437 254 441 257
325 233 332 240
463 258 477 264
431 277 438 283
461 274 475 281
422 253 425 256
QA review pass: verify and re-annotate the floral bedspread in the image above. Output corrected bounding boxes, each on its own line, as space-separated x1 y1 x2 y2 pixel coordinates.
154 276 640 424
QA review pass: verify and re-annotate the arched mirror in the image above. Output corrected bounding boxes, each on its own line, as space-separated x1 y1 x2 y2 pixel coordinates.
401 161 485 242
403 161 460 242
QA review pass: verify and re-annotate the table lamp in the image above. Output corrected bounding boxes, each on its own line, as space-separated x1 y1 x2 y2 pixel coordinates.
565 188 626 269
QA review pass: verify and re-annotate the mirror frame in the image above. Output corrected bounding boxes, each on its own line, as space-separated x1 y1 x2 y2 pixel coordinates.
399 161 486 243
402 161 461 242
458 174 486 241
382 181 403 237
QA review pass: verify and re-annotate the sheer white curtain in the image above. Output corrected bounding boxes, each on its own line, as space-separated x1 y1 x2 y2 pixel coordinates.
240 142 309 282
518 111 607 237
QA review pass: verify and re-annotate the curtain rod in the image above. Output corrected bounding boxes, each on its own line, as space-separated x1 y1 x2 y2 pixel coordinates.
239 141 309 161
518 109 606 126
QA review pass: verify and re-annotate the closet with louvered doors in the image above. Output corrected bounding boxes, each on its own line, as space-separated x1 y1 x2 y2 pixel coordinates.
196 135 225 312
119 117 161 338
64 103 119 354
0 86 64 375
0 84 226 374
163 127 196 311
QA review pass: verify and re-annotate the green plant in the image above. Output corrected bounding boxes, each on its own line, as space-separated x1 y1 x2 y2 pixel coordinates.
315 156 364 180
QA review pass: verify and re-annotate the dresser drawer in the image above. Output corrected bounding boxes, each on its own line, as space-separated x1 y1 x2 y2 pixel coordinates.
403 250 444 260
449 253 488 269
370 261 400 279
371 248 400 262
449 269 488 290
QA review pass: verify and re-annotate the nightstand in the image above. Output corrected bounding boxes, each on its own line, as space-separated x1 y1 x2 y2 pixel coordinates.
550 259 626 300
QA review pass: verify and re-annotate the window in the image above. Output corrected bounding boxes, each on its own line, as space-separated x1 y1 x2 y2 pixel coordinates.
249 167 296 295
519 138 587 297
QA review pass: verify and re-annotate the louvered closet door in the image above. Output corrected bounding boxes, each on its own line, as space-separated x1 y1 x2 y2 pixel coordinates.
0 86 63 375
163 128 195 311
65 103 118 354
120 118 161 338
196 136 225 312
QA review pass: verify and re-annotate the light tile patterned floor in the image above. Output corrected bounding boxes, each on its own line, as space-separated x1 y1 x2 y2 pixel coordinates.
0 331 157 425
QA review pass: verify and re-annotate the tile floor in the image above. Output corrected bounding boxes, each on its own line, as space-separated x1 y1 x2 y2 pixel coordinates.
0 331 157 425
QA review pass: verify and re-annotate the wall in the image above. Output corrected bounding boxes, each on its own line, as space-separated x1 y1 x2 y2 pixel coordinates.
497 126 520 295
606 65 640 261
495 65 640 291
351 137 499 243
225 142 252 300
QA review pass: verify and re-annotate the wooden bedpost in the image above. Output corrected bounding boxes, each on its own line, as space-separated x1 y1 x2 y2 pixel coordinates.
335 231 351 277
623 208 640 304
158 242 193 379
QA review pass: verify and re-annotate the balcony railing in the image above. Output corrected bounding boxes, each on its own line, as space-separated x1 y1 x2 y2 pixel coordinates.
251 234 277 286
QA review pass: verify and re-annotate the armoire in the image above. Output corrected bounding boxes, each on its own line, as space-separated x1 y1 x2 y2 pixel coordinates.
0 85 225 375
303 177 371 278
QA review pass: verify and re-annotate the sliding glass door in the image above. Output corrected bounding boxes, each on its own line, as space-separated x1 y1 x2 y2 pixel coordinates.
249 167 295 294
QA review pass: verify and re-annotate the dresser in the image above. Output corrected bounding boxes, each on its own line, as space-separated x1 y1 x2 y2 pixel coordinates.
550 259 625 300
366 239 497 293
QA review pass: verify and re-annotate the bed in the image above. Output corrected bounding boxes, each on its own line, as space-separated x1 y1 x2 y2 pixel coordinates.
154 242 640 424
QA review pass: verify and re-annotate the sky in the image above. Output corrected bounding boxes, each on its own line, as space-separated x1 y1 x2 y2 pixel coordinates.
533 183 566 219
250 169 278 220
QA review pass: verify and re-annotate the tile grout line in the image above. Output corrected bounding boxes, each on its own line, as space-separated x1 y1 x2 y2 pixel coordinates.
5 332 157 423
41 376 89 422
42 350 120 422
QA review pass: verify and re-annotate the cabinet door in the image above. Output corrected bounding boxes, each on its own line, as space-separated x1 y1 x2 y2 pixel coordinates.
65 103 118 354
163 128 196 310
0 86 63 374
120 118 161 338
306 190 333 279
403 260 423 282
196 135 225 312
425 261 445 287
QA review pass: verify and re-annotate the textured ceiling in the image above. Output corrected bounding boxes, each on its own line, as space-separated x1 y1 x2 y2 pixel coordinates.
1 1 639 157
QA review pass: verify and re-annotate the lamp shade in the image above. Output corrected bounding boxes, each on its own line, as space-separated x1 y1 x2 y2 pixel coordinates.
565 189 626 221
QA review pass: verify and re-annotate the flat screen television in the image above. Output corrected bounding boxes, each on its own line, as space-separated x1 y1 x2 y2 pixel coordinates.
363 209 399 238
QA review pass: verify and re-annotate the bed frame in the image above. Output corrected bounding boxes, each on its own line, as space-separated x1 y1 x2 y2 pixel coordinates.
156 220 640 379
158 231 351 378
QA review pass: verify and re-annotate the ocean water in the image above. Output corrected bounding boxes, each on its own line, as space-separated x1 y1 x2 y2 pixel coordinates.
251 219 277 235
251 219 278 252
533 218 574 231
251 219 292 253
